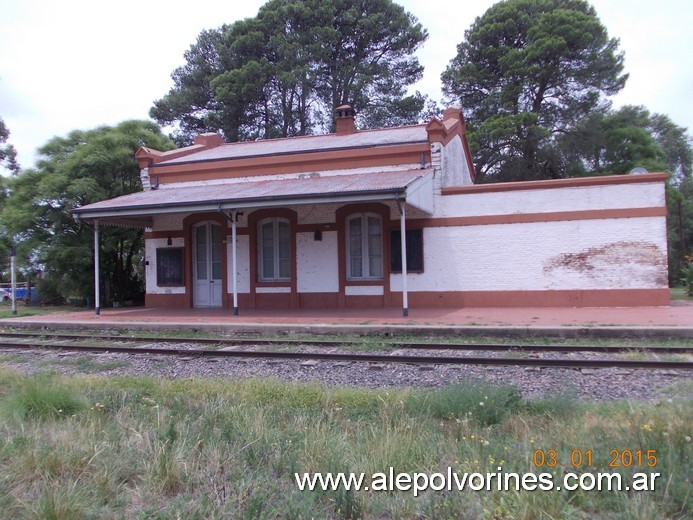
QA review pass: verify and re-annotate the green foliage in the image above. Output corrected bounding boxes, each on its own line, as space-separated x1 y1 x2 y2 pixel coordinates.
0 116 20 175
1 121 174 303
151 0 431 144
668 178 693 285
442 0 627 181
680 262 693 296
559 105 668 176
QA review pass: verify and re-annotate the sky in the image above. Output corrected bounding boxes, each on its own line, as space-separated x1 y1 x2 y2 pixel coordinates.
0 0 691 170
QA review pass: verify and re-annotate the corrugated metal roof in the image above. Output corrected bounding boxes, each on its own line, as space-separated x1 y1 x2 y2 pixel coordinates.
74 169 431 218
155 125 429 166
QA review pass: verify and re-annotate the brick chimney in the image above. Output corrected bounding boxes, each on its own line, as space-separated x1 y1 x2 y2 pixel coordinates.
335 104 356 135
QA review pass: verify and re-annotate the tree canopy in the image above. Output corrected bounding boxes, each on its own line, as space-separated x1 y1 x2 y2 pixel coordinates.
0 117 19 175
2 121 174 304
150 0 430 145
441 0 627 182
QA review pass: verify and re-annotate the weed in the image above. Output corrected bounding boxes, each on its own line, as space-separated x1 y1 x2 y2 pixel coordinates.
407 380 523 426
0 372 87 420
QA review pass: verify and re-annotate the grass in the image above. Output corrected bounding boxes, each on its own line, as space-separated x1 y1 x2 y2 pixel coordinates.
41 356 132 373
0 303 87 320
0 369 689 519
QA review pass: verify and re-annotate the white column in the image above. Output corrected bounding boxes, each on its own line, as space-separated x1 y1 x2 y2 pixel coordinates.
10 250 16 315
400 204 409 317
94 220 100 315
231 215 239 316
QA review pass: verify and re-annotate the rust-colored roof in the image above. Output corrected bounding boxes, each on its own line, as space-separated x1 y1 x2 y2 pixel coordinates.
73 169 431 222
154 125 429 166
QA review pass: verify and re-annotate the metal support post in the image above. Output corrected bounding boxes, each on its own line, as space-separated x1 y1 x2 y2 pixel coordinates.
94 221 100 315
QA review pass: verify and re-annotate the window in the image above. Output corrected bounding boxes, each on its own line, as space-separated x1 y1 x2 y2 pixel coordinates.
346 213 383 280
156 248 184 286
258 218 291 281
390 229 424 272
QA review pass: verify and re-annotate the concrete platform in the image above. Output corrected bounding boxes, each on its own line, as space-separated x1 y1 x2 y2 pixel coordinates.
1 302 692 338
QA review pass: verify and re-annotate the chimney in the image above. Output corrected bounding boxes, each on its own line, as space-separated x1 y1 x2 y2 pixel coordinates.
335 104 356 135
194 132 224 148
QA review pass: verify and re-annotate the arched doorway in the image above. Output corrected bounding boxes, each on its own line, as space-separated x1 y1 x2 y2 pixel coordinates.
192 221 222 307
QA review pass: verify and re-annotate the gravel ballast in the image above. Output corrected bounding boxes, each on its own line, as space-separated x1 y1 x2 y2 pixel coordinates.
1 341 690 402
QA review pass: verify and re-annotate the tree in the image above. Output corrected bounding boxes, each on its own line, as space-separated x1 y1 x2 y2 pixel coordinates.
558 106 667 176
0 117 19 175
441 0 627 182
2 121 174 304
151 0 430 144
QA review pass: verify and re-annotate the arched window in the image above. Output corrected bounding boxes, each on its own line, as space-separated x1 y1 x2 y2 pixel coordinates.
346 213 383 280
258 218 291 282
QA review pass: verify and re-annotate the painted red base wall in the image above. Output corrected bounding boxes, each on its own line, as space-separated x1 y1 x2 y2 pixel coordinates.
145 288 669 309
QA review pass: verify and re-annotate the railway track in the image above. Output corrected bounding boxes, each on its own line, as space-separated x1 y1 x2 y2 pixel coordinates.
0 331 692 353
0 332 691 371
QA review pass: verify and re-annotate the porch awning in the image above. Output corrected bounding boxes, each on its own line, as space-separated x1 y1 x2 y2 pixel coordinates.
72 169 434 227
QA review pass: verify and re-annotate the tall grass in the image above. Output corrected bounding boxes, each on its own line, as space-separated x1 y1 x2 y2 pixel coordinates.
0 371 87 420
0 369 689 518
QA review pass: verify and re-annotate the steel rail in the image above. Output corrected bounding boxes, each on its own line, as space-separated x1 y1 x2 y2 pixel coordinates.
0 341 691 370
0 332 690 354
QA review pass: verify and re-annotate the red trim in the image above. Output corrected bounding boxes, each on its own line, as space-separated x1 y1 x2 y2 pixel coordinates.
146 289 670 309
408 207 666 228
389 289 670 308
298 293 339 309
145 293 187 308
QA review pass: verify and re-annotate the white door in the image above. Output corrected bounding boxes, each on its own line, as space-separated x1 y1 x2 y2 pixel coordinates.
193 222 223 307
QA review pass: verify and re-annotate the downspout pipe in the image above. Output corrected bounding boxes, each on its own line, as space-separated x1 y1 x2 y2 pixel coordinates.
395 197 409 317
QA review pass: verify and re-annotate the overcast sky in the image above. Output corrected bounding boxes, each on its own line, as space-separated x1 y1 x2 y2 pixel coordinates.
1 0 691 170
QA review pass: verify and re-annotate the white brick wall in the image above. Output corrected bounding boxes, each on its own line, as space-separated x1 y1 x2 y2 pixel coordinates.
390 216 668 292
296 231 339 292
437 182 665 218
144 238 186 295
227 234 250 294
439 136 474 187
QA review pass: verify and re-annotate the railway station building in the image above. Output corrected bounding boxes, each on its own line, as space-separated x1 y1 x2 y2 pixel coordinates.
73 106 670 314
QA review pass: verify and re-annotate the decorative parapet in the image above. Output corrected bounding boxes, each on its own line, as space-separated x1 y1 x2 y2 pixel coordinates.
430 142 443 194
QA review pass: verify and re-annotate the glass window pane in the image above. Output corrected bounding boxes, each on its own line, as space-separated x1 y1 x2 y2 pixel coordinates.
349 217 362 237
369 254 382 277
279 258 290 278
262 258 274 279
350 258 362 278
211 224 222 262
278 221 290 261
260 221 274 280
368 216 381 237
278 221 289 240
368 235 382 256
195 225 207 280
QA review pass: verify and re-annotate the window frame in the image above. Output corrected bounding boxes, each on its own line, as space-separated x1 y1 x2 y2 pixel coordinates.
390 228 424 273
257 217 291 282
345 212 384 281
